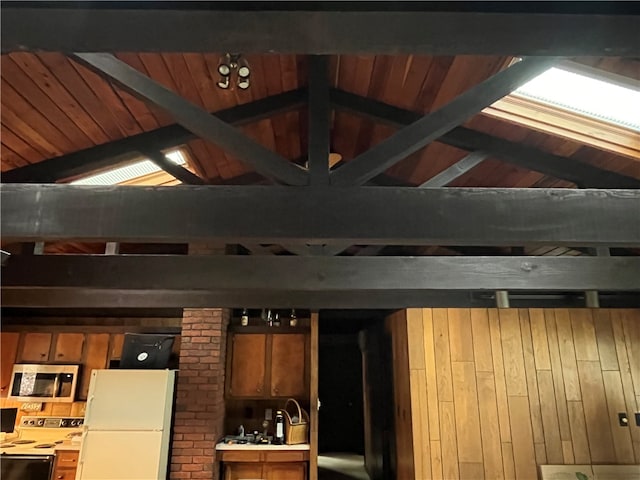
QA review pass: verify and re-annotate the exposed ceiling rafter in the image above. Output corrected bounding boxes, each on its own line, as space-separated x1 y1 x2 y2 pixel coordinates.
329 89 640 189
1 88 307 184
330 57 558 186
73 53 309 186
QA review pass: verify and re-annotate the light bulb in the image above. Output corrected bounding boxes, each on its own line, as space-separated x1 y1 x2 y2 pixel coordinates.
217 77 230 89
238 78 250 90
238 66 250 78
218 64 230 76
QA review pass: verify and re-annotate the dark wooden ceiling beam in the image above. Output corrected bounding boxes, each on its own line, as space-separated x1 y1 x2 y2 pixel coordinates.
143 150 207 185
73 53 308 186
419 152 489 187
3 7 638 55
4 288 639 309
2 184 638 246
2 255 638 310
330 89 640 189
2 88 307 184
330 57 557 186
328 151 488 255
308 55 330 186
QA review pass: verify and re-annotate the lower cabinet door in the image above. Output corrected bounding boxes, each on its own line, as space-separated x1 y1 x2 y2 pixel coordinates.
263 463 306 480
52 468 76 480
225 463 264 480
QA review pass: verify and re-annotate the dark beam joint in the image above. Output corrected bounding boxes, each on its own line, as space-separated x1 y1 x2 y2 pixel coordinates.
330 57 558 186
73 53 308 186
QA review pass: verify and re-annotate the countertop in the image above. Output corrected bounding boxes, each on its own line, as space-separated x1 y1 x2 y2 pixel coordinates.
55 443 81 452
216 443 310 451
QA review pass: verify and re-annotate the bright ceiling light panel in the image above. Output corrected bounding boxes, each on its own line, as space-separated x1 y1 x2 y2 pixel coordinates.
71 150 187 185
514 67 640 131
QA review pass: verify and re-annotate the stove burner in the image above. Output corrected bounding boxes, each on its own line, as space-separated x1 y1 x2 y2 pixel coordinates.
12 439 36 445
0 444 16 448
34 443 56 448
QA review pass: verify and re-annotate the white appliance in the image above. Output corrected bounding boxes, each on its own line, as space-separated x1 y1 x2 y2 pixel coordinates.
0 416 83 480
8 364 79 403
76 369 176 480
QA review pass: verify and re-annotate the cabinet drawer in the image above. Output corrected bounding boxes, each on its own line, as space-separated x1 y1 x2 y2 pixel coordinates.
220 451 262 462
263 451 307 462
56 450 79 465
52 468 77 480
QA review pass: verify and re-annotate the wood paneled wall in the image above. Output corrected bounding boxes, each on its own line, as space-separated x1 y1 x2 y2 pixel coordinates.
388 308 640 480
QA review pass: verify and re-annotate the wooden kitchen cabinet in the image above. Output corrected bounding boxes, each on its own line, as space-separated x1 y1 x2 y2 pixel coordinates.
270 334 306 398
264 463 307 480
222 456 307 480
224 463 264 480
54 333 85 363
0 332 19 397
52 450 79 480
19 333 52 362
227 332 308 399
229 334 267 397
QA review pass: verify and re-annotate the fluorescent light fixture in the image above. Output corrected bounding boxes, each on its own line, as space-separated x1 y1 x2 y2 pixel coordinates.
513 66 640 131
71 150 187 185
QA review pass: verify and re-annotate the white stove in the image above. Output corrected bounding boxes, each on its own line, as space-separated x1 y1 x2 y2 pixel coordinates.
0 416 83 456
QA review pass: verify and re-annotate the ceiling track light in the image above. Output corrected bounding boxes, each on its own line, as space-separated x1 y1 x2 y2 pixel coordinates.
216 53 251 91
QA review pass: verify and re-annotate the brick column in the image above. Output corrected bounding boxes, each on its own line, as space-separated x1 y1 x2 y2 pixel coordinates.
170 243 230 480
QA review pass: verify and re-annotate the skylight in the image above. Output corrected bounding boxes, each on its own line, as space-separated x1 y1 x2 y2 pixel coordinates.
71 150 187 185
513 66 640 132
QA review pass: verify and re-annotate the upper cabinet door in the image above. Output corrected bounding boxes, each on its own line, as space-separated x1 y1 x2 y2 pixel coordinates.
19 333 52 362
270 334 307 398
1 332 19 397
229 334 267 397
53 333 85 363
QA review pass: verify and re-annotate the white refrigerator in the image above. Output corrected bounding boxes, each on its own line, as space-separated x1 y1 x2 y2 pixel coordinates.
76 369 176 480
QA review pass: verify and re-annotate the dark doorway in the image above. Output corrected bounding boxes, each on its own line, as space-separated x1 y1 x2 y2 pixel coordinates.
317 311 394 480
318 330 364 453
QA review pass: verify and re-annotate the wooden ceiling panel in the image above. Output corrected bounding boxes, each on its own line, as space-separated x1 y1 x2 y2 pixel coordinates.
36 53 128 140
1 52 637 193
8 53 113 144
391 141 468 184
572 56 640 78
429 56 508 110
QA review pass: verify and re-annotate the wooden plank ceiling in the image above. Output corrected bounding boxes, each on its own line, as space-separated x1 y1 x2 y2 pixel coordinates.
2 53 639 186
1 53 638 256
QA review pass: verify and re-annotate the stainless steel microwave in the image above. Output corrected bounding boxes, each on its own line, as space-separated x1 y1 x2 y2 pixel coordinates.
8 364 79 403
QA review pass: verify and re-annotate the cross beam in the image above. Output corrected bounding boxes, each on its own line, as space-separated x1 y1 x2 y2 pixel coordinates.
1 88 307 183
2 184 638 246
330 57 557 186
2 7 638 55
73 53 308 186
2 255 638 309
329 89 640 189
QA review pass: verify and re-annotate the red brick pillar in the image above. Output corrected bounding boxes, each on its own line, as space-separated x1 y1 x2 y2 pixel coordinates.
170 243 230 480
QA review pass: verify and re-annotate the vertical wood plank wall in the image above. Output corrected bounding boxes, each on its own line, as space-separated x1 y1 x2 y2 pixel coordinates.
388 308 640 480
